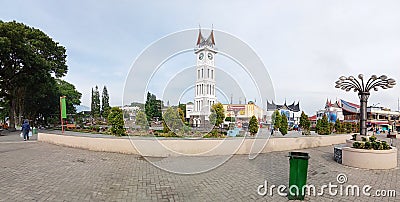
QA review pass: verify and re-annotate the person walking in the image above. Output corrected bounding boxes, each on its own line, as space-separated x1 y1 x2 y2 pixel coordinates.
21 119 30 141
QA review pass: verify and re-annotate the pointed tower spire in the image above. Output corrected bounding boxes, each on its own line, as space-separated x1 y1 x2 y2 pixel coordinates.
196 26 204 46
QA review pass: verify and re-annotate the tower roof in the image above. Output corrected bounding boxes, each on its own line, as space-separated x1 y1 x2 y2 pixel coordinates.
196 28 215 48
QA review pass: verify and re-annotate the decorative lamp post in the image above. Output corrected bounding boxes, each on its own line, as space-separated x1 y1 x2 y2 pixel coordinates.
335 74 396 136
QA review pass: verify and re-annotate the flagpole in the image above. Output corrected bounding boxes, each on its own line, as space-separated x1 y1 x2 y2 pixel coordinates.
60 96 64 134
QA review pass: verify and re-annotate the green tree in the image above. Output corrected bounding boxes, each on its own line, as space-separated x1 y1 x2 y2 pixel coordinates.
344 122 352 133
145 92 162 122
334 119 342 133
108 107 125 136
272 110 281 131
56 79 82 114
177 108 185 122
0 21 68 128
299 111 311 131
91 86 100 118
163 107 183 134
178 103 186 120
101 86 110 119
248 115 259 135
315 119 321 133
135 110 148 130
317 114 331 135
209 103 225 127
280 114 288 135
23 76 59 125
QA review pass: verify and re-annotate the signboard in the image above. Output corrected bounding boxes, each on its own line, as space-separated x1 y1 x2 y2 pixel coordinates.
227 105 245 111
60 96 67 119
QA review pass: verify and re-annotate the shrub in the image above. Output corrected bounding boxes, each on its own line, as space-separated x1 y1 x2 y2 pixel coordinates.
364 141 371 149
302 130 311 136
108 107 126 136
351 134 357 140
353 140 391 150
369 135 377 142
353 142 361 148
361 137 367 142
372 141 381 150
382 141 391 150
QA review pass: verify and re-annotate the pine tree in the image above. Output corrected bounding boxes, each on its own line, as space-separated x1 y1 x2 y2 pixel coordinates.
317 114 331 135
299 111 311 131
101 86 110 119
248 115 259 135
280 114 288 135
91 88 94 117
91 86 101 119
272 110 281 131
334 119 342 133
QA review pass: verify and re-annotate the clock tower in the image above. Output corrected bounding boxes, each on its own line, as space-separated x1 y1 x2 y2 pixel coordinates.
193 28 217 124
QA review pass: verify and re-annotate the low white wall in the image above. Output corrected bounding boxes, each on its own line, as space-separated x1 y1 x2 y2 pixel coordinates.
38 133 351 157
342 147 398 169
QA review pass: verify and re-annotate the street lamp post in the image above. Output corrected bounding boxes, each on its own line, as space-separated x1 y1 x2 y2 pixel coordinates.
335 74 396 136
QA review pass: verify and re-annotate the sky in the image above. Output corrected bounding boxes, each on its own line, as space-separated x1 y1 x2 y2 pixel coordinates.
1 0 400 115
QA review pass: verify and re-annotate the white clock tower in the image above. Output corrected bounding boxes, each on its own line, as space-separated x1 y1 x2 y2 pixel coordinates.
192 29 217 125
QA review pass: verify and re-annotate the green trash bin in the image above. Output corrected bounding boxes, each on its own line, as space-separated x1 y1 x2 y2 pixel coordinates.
32 127 38 135
288 152 310 200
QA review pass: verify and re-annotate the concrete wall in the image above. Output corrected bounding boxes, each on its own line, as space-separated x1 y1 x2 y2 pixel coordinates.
38 133 351 157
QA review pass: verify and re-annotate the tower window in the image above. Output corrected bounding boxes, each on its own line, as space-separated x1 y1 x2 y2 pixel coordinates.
198 70 200 79
201 69 203 78
211 70 214 79
208 69 210 78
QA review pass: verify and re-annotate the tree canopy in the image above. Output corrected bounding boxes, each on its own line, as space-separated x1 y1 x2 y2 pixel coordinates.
135 110 148 130
316 114 331 135
272 110 281 130
209 103 225 127
108 107 125 136
0 21 69 127
91 86 101 118
145 92 162 122
280 114 288 135
57 79 81 114
248 115 259 135
101 86 110 119
163 107 184 134
299 111 311 131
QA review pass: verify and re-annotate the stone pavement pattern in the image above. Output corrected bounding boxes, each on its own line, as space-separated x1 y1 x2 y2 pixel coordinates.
0 131 399 201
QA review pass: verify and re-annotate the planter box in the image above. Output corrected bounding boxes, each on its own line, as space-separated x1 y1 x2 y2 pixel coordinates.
342 147 397 169
387 134 397 139
345 139 355 147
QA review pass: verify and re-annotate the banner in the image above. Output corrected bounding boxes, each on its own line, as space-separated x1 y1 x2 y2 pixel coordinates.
60 96 67 119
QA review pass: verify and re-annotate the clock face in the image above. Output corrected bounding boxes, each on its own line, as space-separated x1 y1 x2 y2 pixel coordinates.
199 53 204 60
208 53 213 60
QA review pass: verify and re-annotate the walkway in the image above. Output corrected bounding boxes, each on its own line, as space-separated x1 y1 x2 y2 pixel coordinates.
0 131 399 201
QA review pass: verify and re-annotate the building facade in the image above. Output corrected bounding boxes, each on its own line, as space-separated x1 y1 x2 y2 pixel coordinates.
223 102 264 123
316 99 400 132
265 100 301 127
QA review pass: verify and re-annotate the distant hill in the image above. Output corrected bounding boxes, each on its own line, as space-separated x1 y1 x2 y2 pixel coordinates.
130 102 144 109
75 105 90 113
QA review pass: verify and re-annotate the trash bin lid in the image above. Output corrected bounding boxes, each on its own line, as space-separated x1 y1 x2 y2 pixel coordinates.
288 152 310 159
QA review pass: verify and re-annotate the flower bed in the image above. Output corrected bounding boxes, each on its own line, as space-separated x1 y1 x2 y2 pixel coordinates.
342 135 397 169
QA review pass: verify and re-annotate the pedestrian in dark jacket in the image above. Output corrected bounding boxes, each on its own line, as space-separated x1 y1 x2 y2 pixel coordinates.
21 119 30 141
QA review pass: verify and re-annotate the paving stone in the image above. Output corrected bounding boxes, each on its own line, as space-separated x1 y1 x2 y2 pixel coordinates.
0 131 399 201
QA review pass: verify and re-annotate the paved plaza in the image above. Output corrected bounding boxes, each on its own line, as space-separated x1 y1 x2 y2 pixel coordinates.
0 131 399 201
